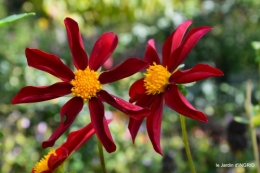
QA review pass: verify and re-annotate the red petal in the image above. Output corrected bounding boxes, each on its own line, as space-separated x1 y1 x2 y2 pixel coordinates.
164 85 208 122
148 39 155 48
162 20 193 67
128 118 143 143
60 119 113 155
129 78 146 103
144 39 160 65
48 147 68 171
170 64 224 84
12 82 72 104
168 26 212 72
89 97 116 153
64 17 88 70
99 58 148 84
98 90 150 120
42 97 84 148
128 94 155 143
89 32 118 71
25 48 74 82
146 94 164 155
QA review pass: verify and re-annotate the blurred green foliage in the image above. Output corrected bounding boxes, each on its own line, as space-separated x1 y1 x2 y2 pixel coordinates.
0 0 259 173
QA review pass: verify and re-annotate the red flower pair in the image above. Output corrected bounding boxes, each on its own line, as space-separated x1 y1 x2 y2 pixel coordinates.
128 20 224 154
13 17 223 156
12 18 150 153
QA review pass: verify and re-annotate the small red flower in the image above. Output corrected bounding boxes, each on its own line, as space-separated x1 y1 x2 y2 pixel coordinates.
32 120 110 173
12 17 149 153
128 20 224 155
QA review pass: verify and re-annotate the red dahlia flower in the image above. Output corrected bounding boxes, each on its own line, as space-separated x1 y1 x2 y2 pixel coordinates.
32 120 110 173
128 20 224 155
12 17 149 153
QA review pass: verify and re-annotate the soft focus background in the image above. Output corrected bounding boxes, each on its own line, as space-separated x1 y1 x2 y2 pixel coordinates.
0 0 259 173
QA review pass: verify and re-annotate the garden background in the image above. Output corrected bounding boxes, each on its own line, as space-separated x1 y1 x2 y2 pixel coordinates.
0 0 259 173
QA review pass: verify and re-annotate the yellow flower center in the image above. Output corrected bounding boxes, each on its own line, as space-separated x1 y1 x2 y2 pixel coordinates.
33 149 56 173
144 62 171 95
70 66 102 102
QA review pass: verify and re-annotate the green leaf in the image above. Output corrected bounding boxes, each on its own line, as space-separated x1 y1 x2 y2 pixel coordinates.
0 12 35 27
177 84 187 96
0 131 4 138
234 116 249 124
184 82 196 87
252 115 260 127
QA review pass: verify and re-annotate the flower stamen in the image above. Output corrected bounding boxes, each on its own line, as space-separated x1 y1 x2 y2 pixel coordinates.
32 149 56 173
70 66 102 102
144 62 171 95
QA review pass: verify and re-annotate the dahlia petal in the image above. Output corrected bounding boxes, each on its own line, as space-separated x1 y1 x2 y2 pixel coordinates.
128 94 155 142
129 78 146 102
61 119 113 155
144 39 160 65
42 97 84 148
129 93 142 103
89 97 116 153
25 48 74 82
128 118 143 143
12 82 72 104
48 147 68 171
148 39 155 48
64 17 88 70
136 93 156 108
98 90 150 120
162 20 193 66
146 94 164 155
89 32 118 71
164 85 208 122
170 64 224 84
99 58 148 84
168 26 212 72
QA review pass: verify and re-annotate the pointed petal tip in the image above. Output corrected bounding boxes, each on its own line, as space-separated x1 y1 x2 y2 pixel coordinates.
200 116 208 123
64 17 75 23
157 150 163 156
148 39 155 47
218 70 224 76
183 20 193 25
153 145 163 155
11 98 17 104
64 17 70 20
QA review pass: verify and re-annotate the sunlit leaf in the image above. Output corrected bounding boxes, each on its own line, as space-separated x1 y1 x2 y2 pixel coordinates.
0 12 35 27
252 115 260 127
184 82 196 87
251 41 260 50
177 84 187 96
234 116 249 124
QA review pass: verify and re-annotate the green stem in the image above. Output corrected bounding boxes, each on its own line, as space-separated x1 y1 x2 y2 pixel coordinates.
246 81 260 172
180 114 196 173
97 137 107 173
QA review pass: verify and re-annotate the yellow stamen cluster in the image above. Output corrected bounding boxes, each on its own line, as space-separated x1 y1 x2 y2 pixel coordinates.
144 62 171 95
70 66 102 102
32 149 56 173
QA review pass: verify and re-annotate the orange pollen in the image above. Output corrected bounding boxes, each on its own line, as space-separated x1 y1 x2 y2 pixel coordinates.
70 66 102 102
144 62 171 95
